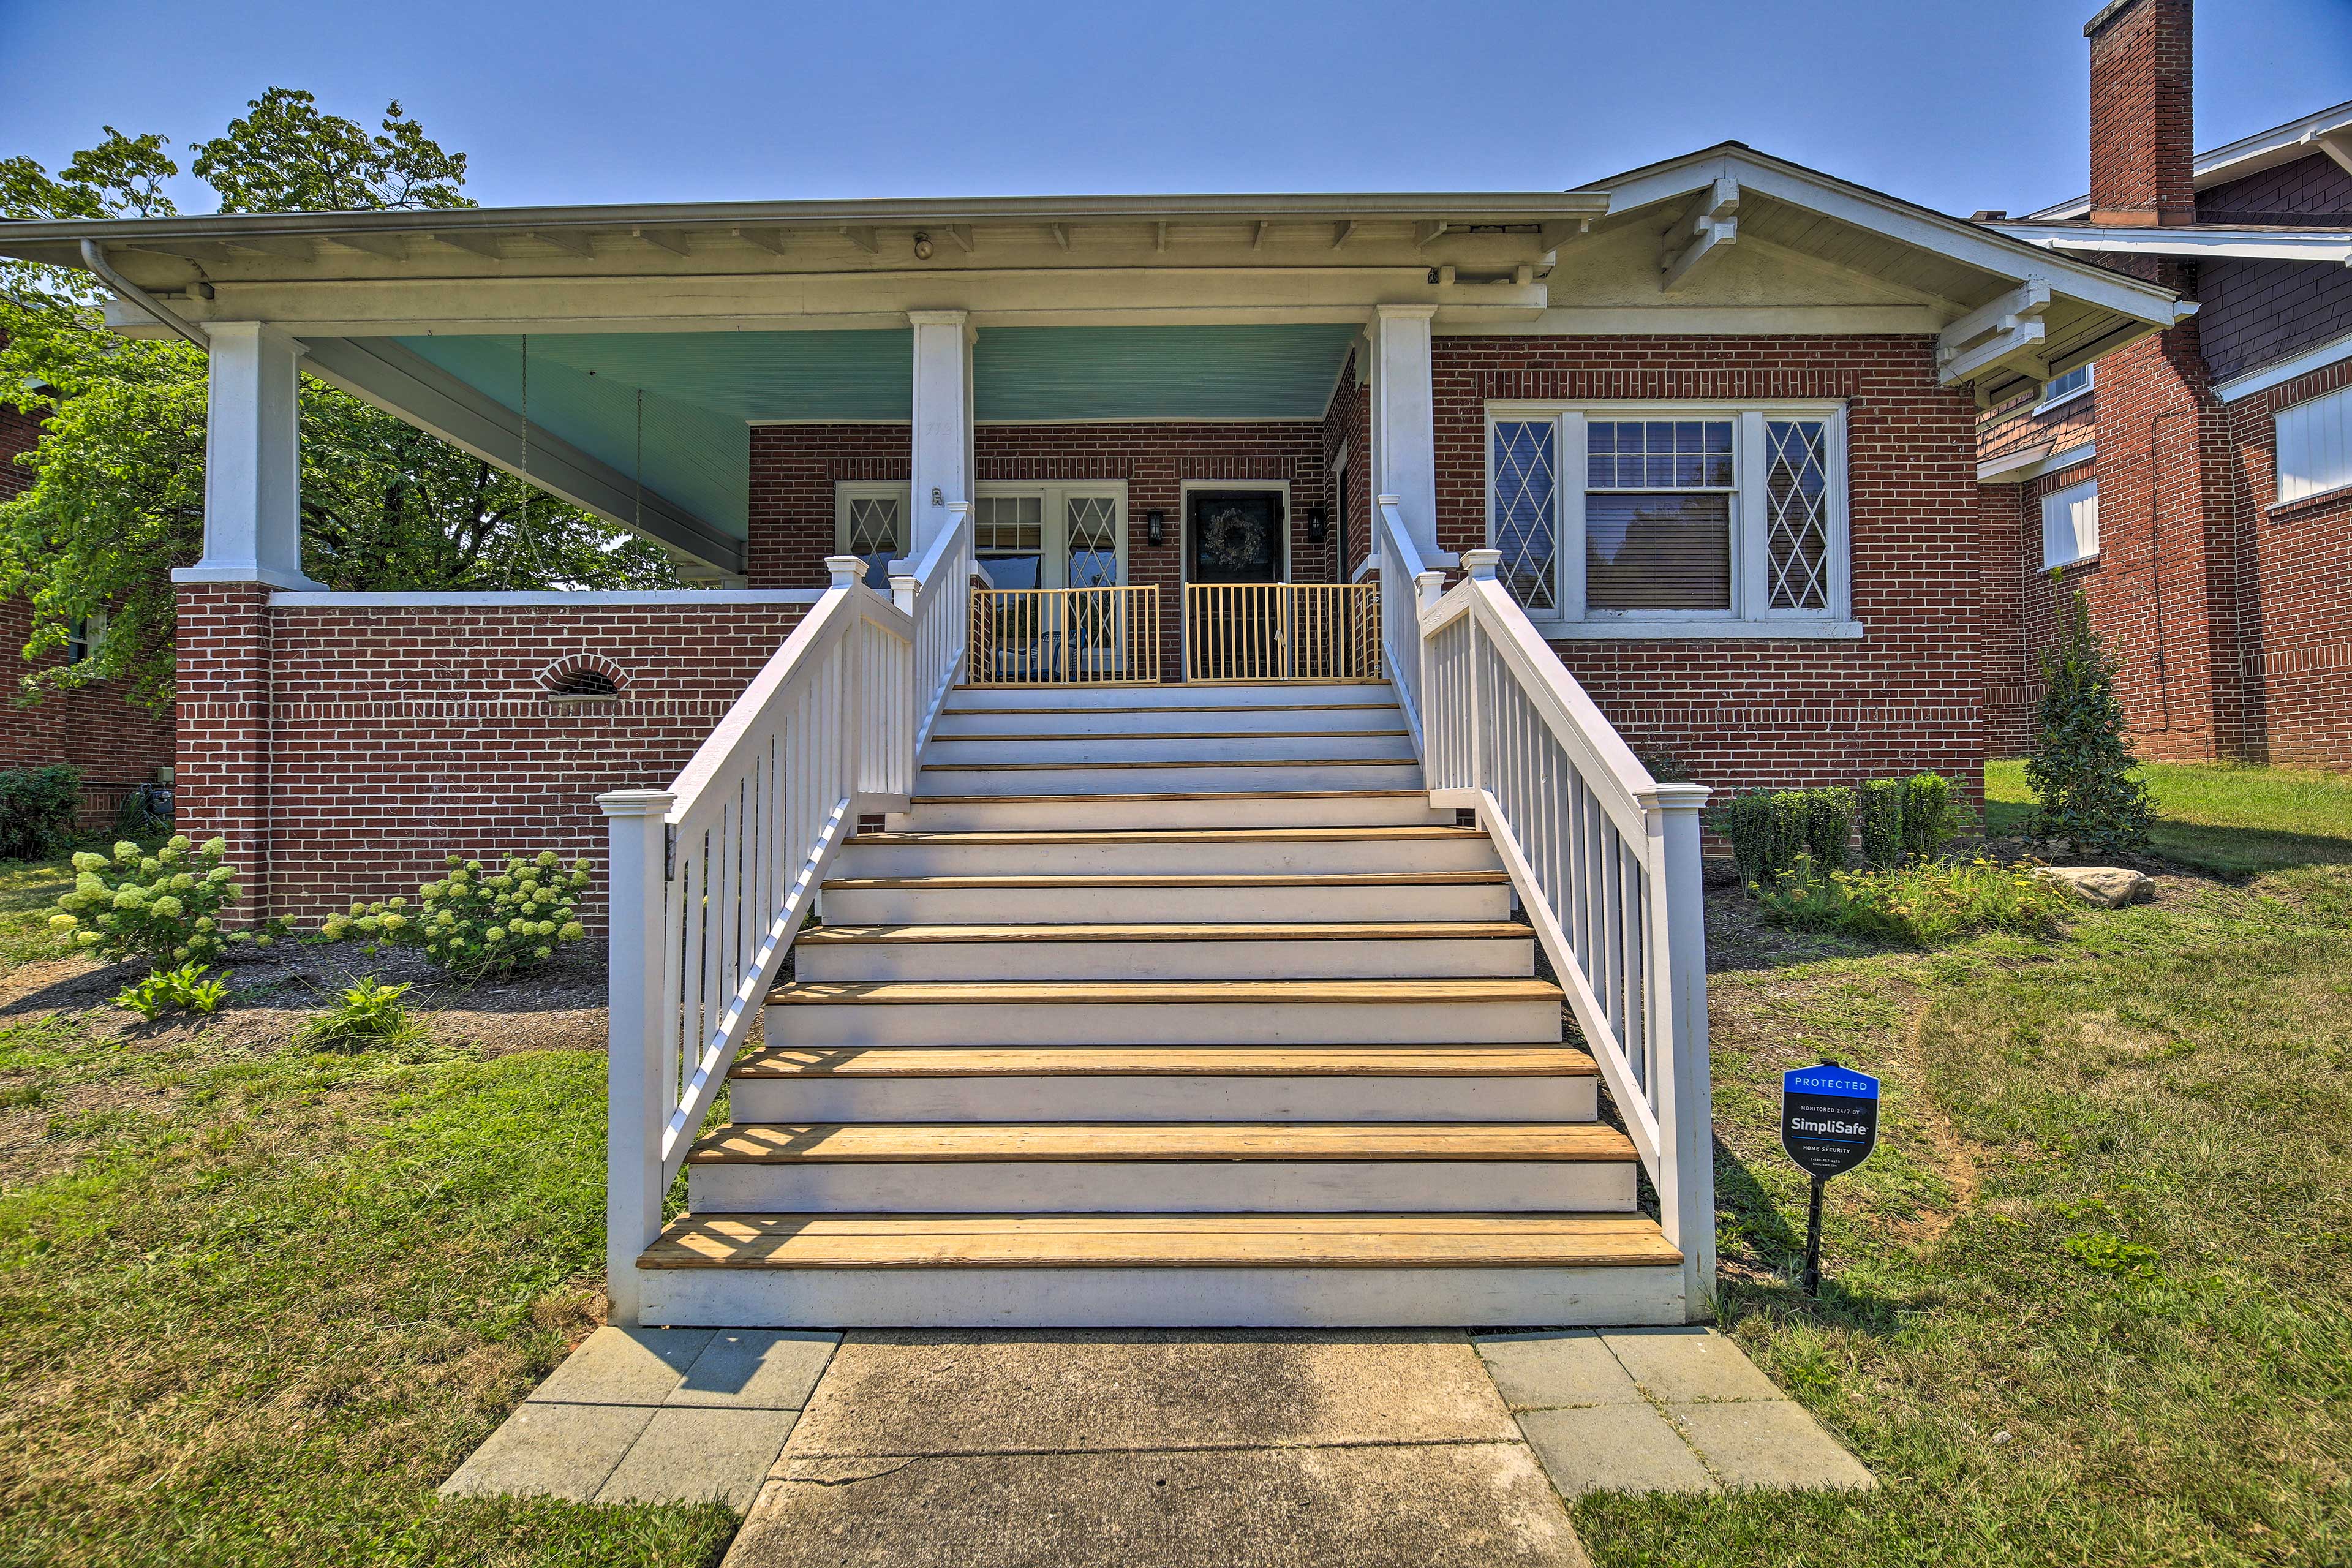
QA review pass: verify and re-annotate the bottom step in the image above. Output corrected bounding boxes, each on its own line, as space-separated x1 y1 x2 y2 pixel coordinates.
635 1212 1685 1327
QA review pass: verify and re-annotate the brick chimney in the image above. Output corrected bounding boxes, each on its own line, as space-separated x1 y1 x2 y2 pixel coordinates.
2086 0 2196 225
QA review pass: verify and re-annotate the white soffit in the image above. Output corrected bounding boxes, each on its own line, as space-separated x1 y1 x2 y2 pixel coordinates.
1992 222 2352 265
1979 439 2096 485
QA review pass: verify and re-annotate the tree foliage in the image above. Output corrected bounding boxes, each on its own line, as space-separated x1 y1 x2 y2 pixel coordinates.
0 92 680 710
2026 577 2156 858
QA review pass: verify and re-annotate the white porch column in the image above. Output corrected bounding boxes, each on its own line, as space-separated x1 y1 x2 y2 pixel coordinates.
1372 304 1441 560
907 309 975 558
176 320 323 590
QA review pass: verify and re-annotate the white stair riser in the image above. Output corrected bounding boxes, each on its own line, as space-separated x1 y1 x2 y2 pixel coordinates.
729 1073 1597 1123
637 1263 1687 1329
834 838 1498 878
821 882 1510 924
932 707 1405 739
763 997 1562 1047
946 684 1396 711
917 762 1424 797
924 734 1418 765
688 1158 1635 1214
887 796 1451 832
794 935 1534 982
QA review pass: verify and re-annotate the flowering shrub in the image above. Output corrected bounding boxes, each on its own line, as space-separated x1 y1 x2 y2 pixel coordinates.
321 851 592 982
1758 856 2076 948
49 836 277 968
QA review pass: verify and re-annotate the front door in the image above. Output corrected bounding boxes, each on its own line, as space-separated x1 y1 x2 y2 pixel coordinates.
1188 490 1285 679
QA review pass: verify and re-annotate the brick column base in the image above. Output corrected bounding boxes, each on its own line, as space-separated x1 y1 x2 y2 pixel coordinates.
175 582 274 919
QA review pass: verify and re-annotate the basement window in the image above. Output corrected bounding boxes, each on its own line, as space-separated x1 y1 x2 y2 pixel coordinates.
1485 403 1853 636
538 654 630 700
2041 479 2100 570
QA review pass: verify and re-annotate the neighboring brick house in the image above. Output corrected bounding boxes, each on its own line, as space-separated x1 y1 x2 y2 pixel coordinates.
1978 0 2352 766
0 382 176 824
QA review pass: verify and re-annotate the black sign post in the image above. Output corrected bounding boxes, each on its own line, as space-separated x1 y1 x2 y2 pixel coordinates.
1780 1061 1880 1296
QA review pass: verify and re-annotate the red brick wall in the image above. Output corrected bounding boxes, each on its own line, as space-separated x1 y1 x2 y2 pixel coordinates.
2088 0 2195 225
1433 334 1989 797
0 400 175 818
175 591 809 923
1980 457 2101 756
748 421 1331 677
1322 349 1373 580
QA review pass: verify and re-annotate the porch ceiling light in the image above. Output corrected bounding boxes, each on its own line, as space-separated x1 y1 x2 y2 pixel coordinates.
1306 507 1329 546
1147 509 1166 547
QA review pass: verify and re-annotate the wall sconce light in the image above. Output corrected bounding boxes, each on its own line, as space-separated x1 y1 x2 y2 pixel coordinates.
1306 507 1329 546
1146 509 1166 547
913 230 934 260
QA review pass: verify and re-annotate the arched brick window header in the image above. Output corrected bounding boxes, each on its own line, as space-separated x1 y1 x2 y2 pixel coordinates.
538 652 631 698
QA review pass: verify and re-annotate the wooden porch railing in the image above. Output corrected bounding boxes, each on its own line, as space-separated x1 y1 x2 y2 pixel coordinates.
1408 535 1717 1316
966 585 1163 686
1182 581 1381 684
599 511 973 1327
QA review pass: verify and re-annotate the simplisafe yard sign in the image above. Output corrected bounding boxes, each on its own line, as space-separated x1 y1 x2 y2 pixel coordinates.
1781 1061 1880 1295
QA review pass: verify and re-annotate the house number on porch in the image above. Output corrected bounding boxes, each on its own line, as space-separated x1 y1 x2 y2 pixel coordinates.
1780 1062 1879 1297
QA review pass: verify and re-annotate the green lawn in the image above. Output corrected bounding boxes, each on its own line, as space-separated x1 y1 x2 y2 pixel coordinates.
1987 757 2352 875
0 879 731 1568
1574 768 2352 1565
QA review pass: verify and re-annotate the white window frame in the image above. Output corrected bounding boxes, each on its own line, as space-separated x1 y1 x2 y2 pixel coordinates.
833 480 1128 587
2034 363 2094 415
1482 401 1858 639
2041 478 2100 569
2274 382 2352 507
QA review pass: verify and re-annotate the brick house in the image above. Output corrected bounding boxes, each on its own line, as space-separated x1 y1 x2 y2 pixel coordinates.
1978 0 2352 766
0 137 2184 1330
0 377 176 823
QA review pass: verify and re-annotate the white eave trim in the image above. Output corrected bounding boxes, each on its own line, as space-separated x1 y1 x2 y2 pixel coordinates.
1992 222 2352 265
2214 326 2352 404
1979 439 2095 486
2026 98 2352 219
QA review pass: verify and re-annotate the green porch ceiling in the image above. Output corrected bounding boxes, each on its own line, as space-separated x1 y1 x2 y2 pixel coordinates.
384 324 1360 540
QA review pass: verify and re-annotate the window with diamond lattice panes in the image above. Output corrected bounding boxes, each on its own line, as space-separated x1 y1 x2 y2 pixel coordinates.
1585 420 1733 612
976 496 1045 589
1764 420 1830 609
1490 421 1558 612
1067 496 1120 588
844 496 903 589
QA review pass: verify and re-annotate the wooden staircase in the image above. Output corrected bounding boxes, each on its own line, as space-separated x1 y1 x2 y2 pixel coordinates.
631 681 1686 1327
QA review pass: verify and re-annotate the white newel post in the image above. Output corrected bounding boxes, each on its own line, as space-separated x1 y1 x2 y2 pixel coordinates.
176 320 324 590
600 787 676 1327
1373 305 1441 562
1638 780 1717 1320
908 309 974 559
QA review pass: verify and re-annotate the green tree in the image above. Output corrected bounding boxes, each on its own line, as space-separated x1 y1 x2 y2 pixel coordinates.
0 94 680 711
2026 577 2155 858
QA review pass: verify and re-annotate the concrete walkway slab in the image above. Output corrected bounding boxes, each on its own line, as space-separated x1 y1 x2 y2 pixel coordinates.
1513 1404 1717 1498
1598 1327 1787 1404
1673 1400 1876 1491
439 1326 842 1507
1476 1331 1645 1411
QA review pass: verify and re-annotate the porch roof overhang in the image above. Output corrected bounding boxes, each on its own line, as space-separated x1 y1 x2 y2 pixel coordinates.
1989 219 2352 266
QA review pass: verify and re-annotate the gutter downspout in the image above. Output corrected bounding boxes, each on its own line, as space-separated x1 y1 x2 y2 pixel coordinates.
78 240 207 349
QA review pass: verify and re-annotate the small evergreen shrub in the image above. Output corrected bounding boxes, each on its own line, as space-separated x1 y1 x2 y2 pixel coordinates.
1856 778 1905 870
2027 579 2155 856
1901 772 1964 863
1758 857 2076 948
322 851 592 983
50 836 280 969
1712 787 1855 889
298 976 428 1052
0 766 82 861
114 961 229 1020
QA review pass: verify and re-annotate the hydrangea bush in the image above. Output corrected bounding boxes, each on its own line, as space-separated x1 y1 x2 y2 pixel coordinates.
50 835 276 968
322 851 591 982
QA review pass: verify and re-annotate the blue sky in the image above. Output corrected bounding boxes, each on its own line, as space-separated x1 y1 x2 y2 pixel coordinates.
2 0 2346 219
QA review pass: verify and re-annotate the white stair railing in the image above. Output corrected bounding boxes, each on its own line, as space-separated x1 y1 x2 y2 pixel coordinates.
1412 545 1717 1317
1373 496 1449 762
601 512 974 1324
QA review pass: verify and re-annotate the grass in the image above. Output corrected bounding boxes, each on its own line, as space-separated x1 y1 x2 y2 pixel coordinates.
1757 857 2079 947
1572 772 2352 1565
1986 757 2352 875
0 870 730 1567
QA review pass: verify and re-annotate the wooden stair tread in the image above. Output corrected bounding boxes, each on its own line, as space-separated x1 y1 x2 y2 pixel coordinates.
796 921 1530 944
820 871 1508 891
731 1044 1597 1079
923 758 1411 772
766 978 1561 1005
640 1211 1681 1270
687 1121 1632 1164
913 789 1431 804
931 728 1412 742
847 826 1482 846
943 700 1397 714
